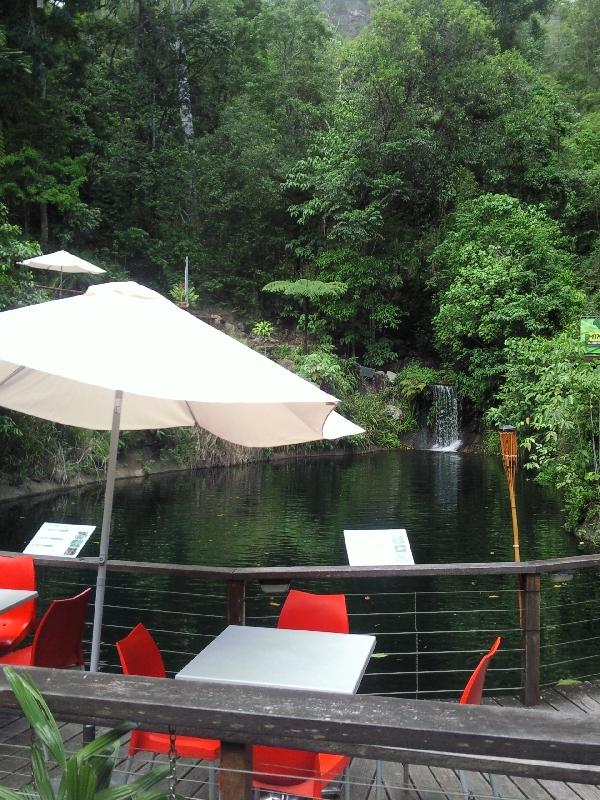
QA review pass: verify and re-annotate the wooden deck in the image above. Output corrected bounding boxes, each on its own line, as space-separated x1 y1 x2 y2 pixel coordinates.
0 682 599 799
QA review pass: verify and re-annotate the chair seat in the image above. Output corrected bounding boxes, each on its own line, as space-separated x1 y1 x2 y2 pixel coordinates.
130 730 220 760
0 620 32 651
0 646 32 665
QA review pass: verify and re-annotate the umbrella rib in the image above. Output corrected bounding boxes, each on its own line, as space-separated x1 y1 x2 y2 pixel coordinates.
0 365 25 389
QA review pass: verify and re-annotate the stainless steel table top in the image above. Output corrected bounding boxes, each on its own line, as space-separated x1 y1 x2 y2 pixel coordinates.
0 588 37 614
175 624 376 694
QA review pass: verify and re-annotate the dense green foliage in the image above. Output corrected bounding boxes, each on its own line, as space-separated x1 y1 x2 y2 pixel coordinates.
432 194 585 403
0 0 599 535
489 330 600 531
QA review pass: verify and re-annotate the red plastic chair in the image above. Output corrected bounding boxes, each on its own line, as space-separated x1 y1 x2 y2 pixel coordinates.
116 623 220 797
381 638 503 800
0 587 92 668
460 636 502 706
277 589 349 634
457 637 502 800
253 746 350 799
251 590 351 798
0 555 37 653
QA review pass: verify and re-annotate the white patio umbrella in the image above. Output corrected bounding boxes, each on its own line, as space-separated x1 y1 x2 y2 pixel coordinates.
0 282 363 671
18 250 106 293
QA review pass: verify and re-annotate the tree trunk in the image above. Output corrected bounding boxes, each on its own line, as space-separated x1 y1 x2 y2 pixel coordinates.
303 297 309 354
40 201 48 246
173 0 194 143
134 0 144 68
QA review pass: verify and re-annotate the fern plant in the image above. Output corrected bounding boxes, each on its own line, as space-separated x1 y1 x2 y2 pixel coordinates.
0 666 172 800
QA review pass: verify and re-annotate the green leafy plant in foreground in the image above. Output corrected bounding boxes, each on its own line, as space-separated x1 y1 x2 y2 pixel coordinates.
0 666 171 800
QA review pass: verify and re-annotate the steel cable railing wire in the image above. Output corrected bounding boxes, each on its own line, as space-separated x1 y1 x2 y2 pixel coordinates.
540 635 600 648
91 585 518 697
101 603 225 618
44 575 228 603
30 566 600 701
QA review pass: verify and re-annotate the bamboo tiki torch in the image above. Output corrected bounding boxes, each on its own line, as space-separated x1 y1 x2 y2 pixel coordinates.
499 424 523 621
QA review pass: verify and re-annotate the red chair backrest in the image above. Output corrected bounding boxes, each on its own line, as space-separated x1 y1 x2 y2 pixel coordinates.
0 555 37 630
116 622 166 678
0 555 36 591
460 636 502 706
277 589 349 634
31 587 92 668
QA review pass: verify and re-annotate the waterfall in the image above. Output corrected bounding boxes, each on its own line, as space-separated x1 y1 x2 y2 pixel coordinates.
430 384 461 451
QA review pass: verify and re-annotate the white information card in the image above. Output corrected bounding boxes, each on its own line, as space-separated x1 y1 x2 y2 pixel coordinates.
24 522 95 558
343 528 414 566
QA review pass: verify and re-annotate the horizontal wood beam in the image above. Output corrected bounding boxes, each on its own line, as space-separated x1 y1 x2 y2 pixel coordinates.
1 666 600 779
2 551 600 579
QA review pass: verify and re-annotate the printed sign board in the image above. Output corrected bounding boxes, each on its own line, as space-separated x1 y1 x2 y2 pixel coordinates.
24 522 95 558
344 529 414 566
581 318 600 358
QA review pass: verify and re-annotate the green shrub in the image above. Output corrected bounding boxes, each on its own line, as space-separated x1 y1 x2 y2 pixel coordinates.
488 329 600 529
294 349 357 397
363 337 397 368
0 413 109 484
340 392 417 449
432 194 585 404
394 364 440 400
169 281 199 306
163 427 263 469
252 320 274 338
271 343 299 361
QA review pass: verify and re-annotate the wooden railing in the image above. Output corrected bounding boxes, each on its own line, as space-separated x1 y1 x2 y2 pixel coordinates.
1 666 600 800
7 550 600 707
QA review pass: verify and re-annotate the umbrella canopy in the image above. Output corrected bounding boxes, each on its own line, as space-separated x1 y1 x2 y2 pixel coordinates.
0 281 361 444
18 250 106 275
0 282 363 670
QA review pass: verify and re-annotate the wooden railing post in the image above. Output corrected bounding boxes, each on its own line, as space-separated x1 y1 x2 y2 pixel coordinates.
521 572 541 706
220 741 252 800
227 579 246 625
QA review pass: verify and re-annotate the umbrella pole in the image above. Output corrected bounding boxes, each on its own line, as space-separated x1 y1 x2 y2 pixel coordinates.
89 389 123 673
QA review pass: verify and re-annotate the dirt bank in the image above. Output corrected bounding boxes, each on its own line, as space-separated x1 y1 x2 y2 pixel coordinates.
0 444 362 505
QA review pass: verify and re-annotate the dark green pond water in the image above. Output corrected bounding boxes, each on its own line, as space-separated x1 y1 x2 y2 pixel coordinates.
1 450 599 697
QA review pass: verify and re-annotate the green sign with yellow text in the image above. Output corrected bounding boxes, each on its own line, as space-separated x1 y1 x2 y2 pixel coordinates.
581 318 600 358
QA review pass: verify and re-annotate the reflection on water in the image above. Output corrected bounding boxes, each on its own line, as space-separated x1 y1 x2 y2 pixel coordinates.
1 450 598 696
0 451 577 566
